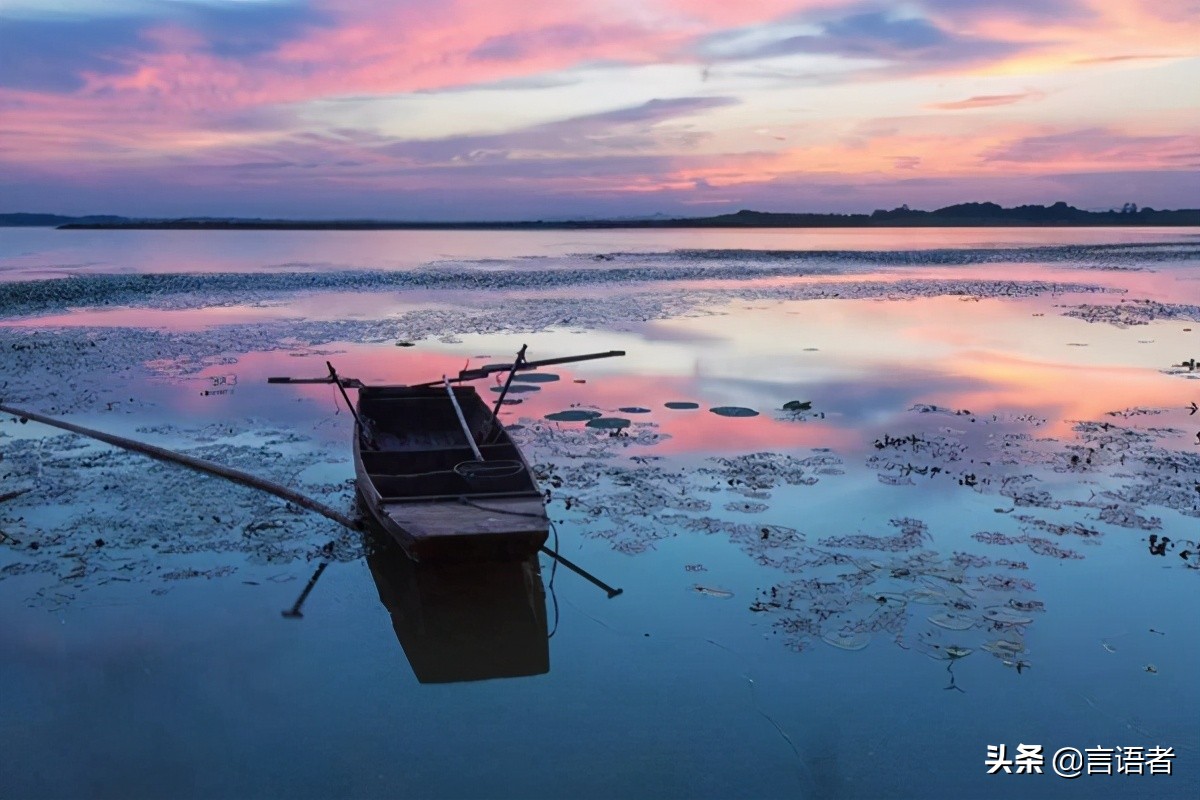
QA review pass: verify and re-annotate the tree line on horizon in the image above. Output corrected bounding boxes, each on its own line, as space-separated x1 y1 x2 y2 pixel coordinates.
1 200 1198 229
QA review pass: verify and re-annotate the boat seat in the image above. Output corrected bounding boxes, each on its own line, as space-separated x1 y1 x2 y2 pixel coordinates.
361 448 480 476
370 470 535 498
370 431 468 451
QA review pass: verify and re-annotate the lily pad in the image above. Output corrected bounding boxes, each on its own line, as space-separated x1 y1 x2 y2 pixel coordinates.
929 613 976 631
544 410 602 422
511 372 560 383
585 417 631 430
489 384 539 393
983 607 1033 625
710 406 759 418
619 407 651 414
822 630 871 651
872 592 908 608
664 401 699 410
906 588 946 605
395 341 416 347
983 639 1025 655
783 400 813 412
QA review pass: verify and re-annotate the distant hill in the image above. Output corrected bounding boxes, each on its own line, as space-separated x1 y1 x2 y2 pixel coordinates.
690 202 1200 228
0 213 132 227
6 202 1199 229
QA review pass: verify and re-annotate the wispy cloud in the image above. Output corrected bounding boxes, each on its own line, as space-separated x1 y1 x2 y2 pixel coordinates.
695 6 1025 73
1072 54 1179 64
981 128 1200 170
929 92 1042 110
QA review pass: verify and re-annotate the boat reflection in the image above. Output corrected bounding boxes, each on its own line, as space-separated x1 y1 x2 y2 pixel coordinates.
366 537 550 683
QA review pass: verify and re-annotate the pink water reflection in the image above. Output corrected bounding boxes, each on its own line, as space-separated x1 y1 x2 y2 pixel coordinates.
160 344 860 455
168 342 1192 458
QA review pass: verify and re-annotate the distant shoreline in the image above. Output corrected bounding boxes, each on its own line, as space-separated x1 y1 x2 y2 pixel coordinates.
4 202 1199 230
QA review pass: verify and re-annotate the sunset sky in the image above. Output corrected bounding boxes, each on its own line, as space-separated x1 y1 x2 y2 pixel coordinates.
1 0 1197 219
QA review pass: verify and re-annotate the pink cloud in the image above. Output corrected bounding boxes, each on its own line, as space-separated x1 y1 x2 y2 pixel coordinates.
981 128 1200 171
929 92 1042 110
1 0 1198 216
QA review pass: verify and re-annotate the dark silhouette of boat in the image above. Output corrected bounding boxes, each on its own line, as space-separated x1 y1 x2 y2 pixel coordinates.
366 538 549 683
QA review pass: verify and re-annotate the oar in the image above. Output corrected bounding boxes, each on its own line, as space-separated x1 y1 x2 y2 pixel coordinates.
540 546 623 598
480 344 528 443
326 361 376 448
412 349 625 387
271 350 626 390
444 376 485 462
489 344 528 421
267 376 365 388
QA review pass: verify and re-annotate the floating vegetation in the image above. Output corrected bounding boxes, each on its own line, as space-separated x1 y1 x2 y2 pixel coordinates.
693 585 734 599
983 607 1034 625
929 613 976 631
907 588 947 605
822 629 871 651
778 400 825 422
819 517 931 552
664 401 700 410
585 417 632 430
710 406 759 417
510 372 560 383
544 409 603 422
618 407 652 414
1063 299 1200 328
724 501 769 514
983 639 1026 656
0 427 361 605
489 384 539 393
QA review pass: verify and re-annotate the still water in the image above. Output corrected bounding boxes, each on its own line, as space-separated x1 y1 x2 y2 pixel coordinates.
1 227 1198 799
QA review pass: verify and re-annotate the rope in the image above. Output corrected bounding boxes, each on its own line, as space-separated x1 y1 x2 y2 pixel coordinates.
453 460 524 480
456 496 549 518
546 519 560 638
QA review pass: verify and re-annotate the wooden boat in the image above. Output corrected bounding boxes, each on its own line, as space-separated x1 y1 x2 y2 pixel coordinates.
270 347 623 562
354 383 548 561
366 536 549 683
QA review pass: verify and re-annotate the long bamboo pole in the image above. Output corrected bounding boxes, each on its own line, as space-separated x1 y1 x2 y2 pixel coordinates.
0 403 362 533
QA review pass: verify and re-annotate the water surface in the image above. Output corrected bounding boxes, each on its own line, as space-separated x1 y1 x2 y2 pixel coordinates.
1 227 1198 799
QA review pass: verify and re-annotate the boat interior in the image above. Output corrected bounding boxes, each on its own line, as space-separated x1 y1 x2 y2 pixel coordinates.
357 386 540 499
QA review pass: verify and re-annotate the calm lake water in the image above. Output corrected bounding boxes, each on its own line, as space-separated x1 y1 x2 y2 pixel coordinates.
1 227 1198 799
